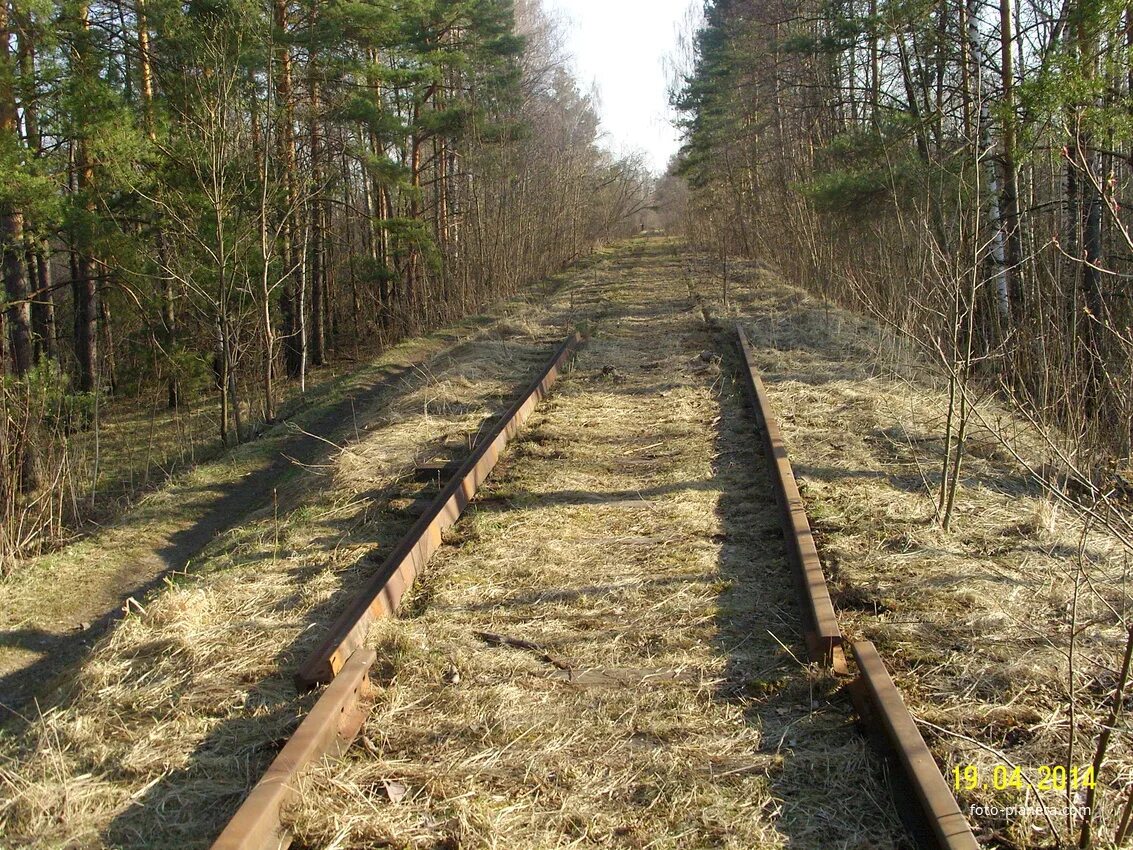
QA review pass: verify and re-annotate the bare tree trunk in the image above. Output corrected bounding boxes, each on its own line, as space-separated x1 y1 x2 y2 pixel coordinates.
959 0 974 143
1073 9 1106 406
273 0 303 379
72 2 99 394
3 0 41 491
16 13 56 365
30 250 55 361
999 0 1024 322
99 291 117 396
73 214 98 394
308 61 326 367
216 320 228 446
137 0 179 408
222 316 242 443
342 145 363 351
1 230 31 377
297 219 308 393
966 0 1011 325
897 35 930 163
407 125 423 326
2 0 33 378
869 0 880 127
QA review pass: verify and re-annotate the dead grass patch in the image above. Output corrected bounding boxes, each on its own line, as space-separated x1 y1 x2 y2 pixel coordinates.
0 284 587 849
707 257 1132 847
285 238 903 850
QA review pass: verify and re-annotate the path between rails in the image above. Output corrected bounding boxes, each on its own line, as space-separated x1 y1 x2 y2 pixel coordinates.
1 239 916 849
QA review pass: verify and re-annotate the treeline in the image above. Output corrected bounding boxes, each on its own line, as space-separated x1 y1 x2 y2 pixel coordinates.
0 0 650 565
674 0 1133 476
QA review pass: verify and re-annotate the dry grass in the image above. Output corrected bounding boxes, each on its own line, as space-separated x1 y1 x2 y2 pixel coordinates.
1 240 918 850
284 239 902 850
703 258 1133 848
0 295 563 714
0 282 585 849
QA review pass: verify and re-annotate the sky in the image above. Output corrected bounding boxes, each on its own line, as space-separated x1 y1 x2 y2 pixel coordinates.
540 0 694 174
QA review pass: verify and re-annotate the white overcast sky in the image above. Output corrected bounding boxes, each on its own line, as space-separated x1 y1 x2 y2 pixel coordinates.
540 0 693 173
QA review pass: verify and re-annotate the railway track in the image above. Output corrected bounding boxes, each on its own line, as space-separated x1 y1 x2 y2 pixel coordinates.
212 333 582 850
735 325 976 850
205 314 978 850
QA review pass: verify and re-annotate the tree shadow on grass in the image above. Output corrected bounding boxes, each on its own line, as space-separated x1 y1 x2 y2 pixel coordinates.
0 360 429 727
0 321 577 728
92 333 591 849
708 338 915 849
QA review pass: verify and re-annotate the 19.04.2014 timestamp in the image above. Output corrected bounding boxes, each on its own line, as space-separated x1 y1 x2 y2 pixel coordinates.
953 764 1095 792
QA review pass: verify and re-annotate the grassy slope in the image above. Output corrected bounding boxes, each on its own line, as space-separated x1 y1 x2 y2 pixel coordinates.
703 256 1129 848
0 260 585 847
0 286 554 716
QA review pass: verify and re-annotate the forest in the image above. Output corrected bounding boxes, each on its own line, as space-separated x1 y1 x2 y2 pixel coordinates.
8 0 1132 566
0 0 650 568
5 2 1133 846
673 0 1133 519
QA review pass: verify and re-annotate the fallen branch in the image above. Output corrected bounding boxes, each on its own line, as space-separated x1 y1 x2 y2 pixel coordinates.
474 630 573 671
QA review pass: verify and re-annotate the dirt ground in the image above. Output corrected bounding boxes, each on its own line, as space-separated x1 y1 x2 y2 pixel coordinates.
0 239 907 849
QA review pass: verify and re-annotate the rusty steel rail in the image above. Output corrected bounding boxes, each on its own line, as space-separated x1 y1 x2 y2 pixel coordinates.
735 324 847 673
733 323 977 850
850 642 979 850
296 332 583 690
211 648 376 850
